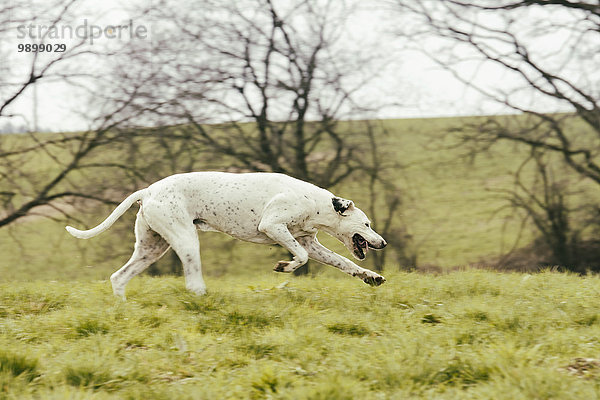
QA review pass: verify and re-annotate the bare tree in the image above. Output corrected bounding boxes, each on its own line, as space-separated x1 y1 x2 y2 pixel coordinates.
0 0 98 226
0 0 97 122
394 0 600 269
0 0 185 227
491 150 591 269
119 0 386 188
394 0 599 182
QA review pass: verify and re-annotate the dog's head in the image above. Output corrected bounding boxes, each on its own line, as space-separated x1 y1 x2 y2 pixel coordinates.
328 197 387 260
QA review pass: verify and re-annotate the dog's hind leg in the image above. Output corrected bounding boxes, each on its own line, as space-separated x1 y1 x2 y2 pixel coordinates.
167 229 206 295
110 211 170 299
155 228 205 295
142 205 206 295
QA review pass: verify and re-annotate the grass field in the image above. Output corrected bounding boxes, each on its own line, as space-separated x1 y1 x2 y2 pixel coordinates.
2 271 600 399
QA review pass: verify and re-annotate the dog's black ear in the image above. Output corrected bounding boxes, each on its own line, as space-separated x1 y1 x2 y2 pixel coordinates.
332 197 354 216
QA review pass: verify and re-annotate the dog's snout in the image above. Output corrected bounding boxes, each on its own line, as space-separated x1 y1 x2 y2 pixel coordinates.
368 238 387 250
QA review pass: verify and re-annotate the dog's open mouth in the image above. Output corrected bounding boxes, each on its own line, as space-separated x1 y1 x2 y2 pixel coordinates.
352 233 369 260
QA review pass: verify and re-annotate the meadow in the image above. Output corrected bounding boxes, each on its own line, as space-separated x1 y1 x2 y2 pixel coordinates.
2 115 600 398
2 271 600 399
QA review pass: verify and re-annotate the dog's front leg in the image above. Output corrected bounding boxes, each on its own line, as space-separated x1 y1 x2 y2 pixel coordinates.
258 221 309 272
297 236 386 286
257 218 308 273
258 194 311 272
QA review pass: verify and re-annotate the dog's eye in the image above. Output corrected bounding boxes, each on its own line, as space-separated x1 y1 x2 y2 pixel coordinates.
365 223 370 227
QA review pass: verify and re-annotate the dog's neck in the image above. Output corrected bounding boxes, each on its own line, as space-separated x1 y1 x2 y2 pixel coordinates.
309 195 344 234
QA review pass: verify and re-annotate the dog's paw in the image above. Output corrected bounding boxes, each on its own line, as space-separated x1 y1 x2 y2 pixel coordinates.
274 261 292 273
113 293 127 301
363 274 386 287
187 285 207 296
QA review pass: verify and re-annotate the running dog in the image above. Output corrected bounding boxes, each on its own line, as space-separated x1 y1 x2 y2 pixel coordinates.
66 172 387 299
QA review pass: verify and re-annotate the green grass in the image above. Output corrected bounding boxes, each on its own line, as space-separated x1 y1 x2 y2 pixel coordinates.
1 271 600 398
0 352 39 382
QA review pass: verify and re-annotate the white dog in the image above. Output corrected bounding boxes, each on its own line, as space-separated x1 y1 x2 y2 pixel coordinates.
66 172 387 299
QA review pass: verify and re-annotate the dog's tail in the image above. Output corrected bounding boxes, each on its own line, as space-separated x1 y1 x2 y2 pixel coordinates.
65 189 146 239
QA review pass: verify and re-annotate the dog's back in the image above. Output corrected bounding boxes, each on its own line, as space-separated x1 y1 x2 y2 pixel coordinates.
142 171 331 242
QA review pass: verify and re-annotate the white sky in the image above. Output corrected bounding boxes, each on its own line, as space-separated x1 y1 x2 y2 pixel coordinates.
1 0 583 132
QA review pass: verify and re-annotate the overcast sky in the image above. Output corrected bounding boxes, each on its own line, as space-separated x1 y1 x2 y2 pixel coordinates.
2 0 578 132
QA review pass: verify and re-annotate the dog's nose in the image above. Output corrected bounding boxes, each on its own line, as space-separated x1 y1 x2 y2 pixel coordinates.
381 239 387 248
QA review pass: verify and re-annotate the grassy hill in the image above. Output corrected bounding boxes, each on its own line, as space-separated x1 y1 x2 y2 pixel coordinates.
2 271 600 399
